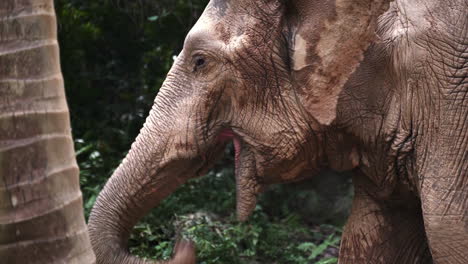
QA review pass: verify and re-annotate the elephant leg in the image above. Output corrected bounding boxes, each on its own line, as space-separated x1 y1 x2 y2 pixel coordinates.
339 172 432 264
420 176 468 264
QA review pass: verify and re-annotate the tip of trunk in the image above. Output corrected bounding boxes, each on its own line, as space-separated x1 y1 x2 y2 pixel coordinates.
88 198 197 264
87 168 197 264
171 240 197 264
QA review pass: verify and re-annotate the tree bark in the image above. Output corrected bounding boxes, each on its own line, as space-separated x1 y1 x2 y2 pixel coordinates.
0 0 95 263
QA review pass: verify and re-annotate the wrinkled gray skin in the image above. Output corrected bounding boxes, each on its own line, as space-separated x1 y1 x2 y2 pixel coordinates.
88 0 468 263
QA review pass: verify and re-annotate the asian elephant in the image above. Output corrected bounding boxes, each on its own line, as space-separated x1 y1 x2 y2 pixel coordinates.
88 0 468 263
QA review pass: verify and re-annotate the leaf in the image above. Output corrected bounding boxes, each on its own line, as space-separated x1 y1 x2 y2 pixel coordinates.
316 257 338 264
147 15 159 22
84 194 97 210
75 143 93 156
297 242 315 252
310 243 328 260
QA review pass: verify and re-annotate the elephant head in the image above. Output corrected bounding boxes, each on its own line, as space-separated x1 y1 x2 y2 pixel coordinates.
88 0 392 263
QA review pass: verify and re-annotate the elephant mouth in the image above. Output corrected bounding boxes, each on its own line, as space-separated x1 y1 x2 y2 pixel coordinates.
217 129 262 221
218 129 242 167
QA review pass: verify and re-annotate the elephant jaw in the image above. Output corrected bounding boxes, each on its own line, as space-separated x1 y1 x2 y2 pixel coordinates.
218 129 261 222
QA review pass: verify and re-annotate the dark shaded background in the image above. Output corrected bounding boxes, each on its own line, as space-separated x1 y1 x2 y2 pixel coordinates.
55 1 352 263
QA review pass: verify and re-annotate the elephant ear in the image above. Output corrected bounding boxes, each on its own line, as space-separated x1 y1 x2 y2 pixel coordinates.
288 0 393 125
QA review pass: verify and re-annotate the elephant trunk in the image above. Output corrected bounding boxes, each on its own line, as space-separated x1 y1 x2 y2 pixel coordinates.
88 127 198 263
88 78 202 264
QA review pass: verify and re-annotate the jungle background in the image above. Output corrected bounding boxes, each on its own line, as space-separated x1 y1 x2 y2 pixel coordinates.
55 0 353 263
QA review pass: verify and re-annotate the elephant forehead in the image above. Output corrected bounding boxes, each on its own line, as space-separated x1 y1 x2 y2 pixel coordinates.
185 3 240 47
207 0 231 17
183 18 228 52
197 0 285 46
185 12 217 42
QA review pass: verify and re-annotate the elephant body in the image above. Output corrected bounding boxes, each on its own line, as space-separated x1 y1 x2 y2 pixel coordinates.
337 2 468 262
89 0 468 263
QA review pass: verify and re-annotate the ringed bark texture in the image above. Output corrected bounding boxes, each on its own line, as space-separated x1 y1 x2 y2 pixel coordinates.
0 0 95 263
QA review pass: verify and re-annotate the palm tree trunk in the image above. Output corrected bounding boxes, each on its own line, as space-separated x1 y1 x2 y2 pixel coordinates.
0 0 95 263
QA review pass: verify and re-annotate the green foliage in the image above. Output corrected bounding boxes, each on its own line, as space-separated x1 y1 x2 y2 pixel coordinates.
127 164 342 264
76 134 344 263
57 1 350 263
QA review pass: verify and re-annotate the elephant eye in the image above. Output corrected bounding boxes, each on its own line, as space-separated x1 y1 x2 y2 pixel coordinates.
196 58 205 67
193 56 206 71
